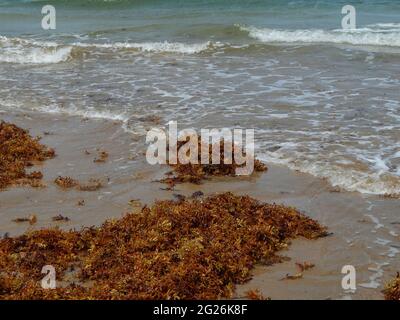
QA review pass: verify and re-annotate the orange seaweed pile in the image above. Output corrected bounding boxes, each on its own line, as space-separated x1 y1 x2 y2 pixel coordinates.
161 137 267 187
0 121 55 189
54 176 103 191
384 273 400 300
54 176 79 189
0 192 327 300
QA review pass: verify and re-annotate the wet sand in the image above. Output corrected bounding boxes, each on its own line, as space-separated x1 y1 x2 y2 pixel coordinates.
1 111 399 300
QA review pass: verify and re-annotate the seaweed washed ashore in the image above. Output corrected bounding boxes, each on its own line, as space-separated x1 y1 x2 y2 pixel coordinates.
0 192 328 299
1 121 398 300
0 121 55 189
384 273 400 300
160 136 267 187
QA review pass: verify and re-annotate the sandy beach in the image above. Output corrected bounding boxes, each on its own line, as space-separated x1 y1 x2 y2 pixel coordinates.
1 111 399 300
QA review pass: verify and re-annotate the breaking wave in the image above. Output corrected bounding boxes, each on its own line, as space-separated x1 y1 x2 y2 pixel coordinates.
0 36 72 64
0 35 218 64
72 40 217 54
238 25 400 47
259 152 400 197
3 22 400 65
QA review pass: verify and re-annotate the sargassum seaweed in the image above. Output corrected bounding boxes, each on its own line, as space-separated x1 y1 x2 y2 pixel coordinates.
383 273 400 300
0 192 328 300
160 136 268 187
0 121 55 189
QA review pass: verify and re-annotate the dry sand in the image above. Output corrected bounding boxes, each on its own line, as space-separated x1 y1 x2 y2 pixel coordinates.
1 111 399 300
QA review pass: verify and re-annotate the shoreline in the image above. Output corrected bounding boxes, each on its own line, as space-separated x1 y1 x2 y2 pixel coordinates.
1 111 399 299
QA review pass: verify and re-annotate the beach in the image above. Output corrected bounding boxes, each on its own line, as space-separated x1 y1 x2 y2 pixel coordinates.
1 0 400 300
1 111 399 299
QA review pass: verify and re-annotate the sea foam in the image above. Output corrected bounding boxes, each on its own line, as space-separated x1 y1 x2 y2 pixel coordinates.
0 36 72 64
72 40 215 54
0 35 216 64
239 25 400 47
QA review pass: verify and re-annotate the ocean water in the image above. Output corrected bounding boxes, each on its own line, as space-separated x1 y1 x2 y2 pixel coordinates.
1 0 400 195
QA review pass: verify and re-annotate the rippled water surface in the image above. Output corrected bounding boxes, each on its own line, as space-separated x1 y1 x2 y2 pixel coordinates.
1 0 400 195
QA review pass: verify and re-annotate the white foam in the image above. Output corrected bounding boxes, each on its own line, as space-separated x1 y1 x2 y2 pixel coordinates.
72 40 215 54
374 238 391 246
359 263 386 289
34 104 129 122
239 25 400 47
388 247 400 258
367 23 400 30
365 214 384 230
0 46 72 64
0 35 217 64
258 152 400 196
29 104 149 135
0 35 72 64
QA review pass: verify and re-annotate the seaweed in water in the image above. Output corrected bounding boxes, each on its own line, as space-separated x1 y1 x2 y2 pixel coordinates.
383 273 400 300
0 192 327 300
52 215 70 222
12 214 37 225
295 262 315 272
93 150 109 163
245 289 270 300
54 176 79 189
78 178 103 191
0 121 55 189
54 176 103 191
160 136 267 187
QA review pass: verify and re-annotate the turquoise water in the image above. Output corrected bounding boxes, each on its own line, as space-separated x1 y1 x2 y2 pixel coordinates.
1 0 400 40
0 0 400 195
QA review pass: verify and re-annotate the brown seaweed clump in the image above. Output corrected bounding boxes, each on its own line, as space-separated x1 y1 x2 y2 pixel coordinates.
245 289 270 300
54 176 79 189
54 176 103 191
161 137 267 187
383 273 400 300
93 150 109 163
0 192 327 300
12 214 37 225
0 121 55 189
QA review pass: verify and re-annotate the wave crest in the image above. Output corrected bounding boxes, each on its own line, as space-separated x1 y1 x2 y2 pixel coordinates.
73 40 216 54
0 36 72 64
0 36 218 64
238 25 400 47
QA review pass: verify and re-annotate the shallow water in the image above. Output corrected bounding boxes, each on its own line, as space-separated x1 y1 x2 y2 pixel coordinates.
1 112 399 299
0 0 400 195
